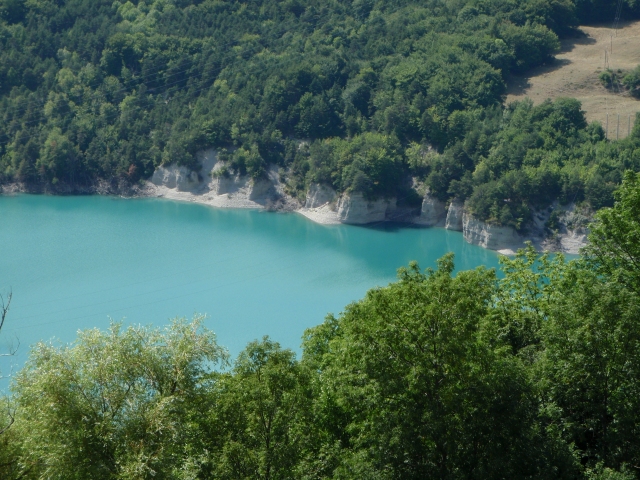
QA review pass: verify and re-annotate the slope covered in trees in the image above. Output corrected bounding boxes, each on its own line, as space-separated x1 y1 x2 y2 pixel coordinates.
1 0 640 229
2 171 640 479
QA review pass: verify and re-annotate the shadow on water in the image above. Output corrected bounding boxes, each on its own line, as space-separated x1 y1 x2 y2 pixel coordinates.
347 221 427 233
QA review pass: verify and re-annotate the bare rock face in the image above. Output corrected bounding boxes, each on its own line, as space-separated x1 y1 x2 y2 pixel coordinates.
150 165 200 191
305 183 337 209
210 174 247 195
198 148 219 175
445 199 465 231
149 148 288 208
337 193 397 224
202 152 247 195
414 191 447 226
249 178 275 202
462 213 525 251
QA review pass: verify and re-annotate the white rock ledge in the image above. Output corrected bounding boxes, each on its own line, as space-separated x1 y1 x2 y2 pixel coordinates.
445 199 464 231
143 156 588 254
462 213 525 251
337 193 397 224
414 191 447 227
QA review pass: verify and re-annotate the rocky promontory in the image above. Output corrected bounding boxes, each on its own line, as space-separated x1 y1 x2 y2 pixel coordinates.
136 151 590 255
146 149 297 211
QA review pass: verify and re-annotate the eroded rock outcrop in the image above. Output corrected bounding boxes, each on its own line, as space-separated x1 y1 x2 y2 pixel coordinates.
337 193 397 224
305 184 337 209
414 190 447 227
249 178 276 202
210 173 246 195
445 199 464 231
150 164 200 191
148 148 287 209
462 213 525 251
536 203 590 254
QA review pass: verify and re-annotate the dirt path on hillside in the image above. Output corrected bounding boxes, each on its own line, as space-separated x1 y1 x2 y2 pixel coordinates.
505 21 640 139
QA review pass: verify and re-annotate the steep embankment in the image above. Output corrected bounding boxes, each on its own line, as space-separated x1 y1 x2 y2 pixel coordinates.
146 154 588 255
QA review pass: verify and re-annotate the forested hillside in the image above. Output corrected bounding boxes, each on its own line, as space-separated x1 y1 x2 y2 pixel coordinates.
3 172 640 479
1 0 640 229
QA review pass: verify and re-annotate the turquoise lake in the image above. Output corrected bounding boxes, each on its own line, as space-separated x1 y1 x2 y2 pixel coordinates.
0 194 501 388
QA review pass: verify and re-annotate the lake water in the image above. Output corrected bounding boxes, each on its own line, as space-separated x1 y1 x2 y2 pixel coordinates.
0 194 501 387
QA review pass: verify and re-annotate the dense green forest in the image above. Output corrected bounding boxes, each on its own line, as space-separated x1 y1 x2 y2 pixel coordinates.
1 171 640 479
1 0 640 229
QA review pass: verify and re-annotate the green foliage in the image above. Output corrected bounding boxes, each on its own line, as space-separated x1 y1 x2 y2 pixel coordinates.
622 66 640 97
574 0 640 23
0 0 595 203
201 338 310 480
601 66 640 98
499 21 561 72
539 266 640 472
584 171 640 293
301 257 562 478
454 98 637 230
11 316 226 479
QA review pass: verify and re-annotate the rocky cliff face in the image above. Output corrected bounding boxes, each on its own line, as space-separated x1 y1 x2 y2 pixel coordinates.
445 199 464 231
150 165 200 191
337 193 397 224
248 178 275 202
305 184 337 208
147 148 288 209
210 174 246 195
414 191 447 227
536 203 590 254
462 213 525 251
441 199 528 252
147 151 589 254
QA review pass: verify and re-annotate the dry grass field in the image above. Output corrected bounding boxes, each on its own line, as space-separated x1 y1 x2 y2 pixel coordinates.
505 21 640 139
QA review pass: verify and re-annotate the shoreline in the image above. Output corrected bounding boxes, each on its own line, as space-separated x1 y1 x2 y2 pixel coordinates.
1 181 586 255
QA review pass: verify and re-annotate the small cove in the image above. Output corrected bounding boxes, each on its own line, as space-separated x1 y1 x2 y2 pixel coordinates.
0 194 502 387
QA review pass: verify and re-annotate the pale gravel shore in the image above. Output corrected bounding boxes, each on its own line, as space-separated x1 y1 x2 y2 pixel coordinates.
296 204 341 225
147 184 265 210
149 183 345 225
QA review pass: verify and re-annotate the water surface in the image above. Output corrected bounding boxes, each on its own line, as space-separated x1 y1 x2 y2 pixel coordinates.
0 195 501 385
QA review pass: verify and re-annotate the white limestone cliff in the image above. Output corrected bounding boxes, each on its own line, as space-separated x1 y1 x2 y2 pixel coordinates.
305 184 337 209
462 213 525 251
146 150 589 254
445 199 464 231
337 193 397 224
414 190 447 227
147 148 286 209
150 165 200 191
